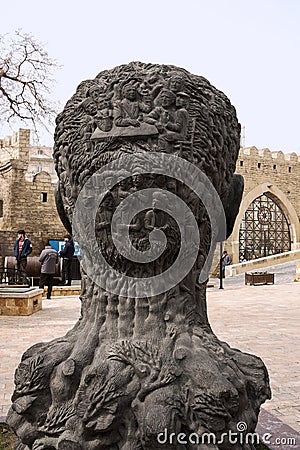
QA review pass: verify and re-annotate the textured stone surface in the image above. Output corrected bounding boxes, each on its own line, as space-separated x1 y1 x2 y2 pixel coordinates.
7 62 270 450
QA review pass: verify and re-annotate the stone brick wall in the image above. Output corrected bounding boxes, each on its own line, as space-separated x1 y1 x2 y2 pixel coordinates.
0 231 16 267
0 162 13 230
0 128 30 162
0 129 66 266
236 147 300 219
225 147 300 263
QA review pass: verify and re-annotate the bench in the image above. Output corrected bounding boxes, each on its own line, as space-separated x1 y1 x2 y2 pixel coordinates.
245 272 274 286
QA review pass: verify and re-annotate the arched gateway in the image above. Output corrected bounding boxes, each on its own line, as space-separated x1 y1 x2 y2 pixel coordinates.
239 192 291 260
228 182 300 264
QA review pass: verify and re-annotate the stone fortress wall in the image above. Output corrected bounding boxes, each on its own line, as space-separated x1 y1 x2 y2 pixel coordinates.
226 146 300 263
0 129 66 266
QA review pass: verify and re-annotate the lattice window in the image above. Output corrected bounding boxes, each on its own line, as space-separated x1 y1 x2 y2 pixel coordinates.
239 193 291 260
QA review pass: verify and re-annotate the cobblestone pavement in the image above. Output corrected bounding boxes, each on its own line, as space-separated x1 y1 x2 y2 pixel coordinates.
0 273 299 434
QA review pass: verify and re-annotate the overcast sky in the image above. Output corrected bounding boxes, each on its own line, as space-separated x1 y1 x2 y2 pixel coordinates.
1 0 300 153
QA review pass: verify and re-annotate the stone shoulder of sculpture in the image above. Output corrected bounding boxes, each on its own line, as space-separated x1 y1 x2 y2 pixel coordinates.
7 62 270 450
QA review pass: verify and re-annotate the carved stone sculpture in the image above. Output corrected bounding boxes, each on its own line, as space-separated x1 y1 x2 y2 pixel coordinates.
8 62 270 450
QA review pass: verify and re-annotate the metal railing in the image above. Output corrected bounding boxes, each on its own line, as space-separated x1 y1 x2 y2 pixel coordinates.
0 268 31 287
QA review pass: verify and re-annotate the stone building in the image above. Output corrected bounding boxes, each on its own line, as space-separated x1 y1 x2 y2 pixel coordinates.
227 147 300 263
1 129 299 268
0 129 66 265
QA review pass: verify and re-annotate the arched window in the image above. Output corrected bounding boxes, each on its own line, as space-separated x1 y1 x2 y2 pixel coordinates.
239 193 291 260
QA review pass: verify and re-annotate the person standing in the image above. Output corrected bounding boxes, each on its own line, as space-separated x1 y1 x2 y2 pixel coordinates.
39 241 58 299
59 234 75 286
13 230 32 277
221 250 232 278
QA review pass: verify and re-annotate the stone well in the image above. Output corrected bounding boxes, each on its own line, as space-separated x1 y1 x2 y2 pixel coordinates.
0 287 43 316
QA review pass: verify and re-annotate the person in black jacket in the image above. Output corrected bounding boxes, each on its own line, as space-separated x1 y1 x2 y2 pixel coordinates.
13 230 32 277
59 234 75 286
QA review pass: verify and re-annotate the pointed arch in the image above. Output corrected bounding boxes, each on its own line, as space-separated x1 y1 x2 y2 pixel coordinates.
230 183 300 263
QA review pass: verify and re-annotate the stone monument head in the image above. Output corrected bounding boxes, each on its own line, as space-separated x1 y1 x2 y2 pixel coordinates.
8 62 270 450
55 62 243 266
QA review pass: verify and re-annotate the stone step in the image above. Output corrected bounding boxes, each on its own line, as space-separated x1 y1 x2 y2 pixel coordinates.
43 285 81 297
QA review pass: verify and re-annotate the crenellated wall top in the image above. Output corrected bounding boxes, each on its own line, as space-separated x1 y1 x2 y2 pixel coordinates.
239 146 300 164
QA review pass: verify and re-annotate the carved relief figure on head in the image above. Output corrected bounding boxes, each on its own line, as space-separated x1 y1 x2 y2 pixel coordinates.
114 81 152 128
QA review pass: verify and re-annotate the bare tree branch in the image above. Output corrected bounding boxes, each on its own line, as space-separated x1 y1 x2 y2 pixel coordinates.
0 30 60 136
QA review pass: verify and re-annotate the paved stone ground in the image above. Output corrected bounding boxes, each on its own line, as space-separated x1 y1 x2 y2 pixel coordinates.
0 263 299 435
207 281 300 432
0 296 82 419
208 260 300 434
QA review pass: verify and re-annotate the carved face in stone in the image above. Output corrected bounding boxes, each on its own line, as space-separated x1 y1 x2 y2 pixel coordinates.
152 191 167 210
168 75 184 93
176 92 190 109
119 178 129 189
84 100 98 116
123 84 138 101
158 89 176 109
87 86 101 102
132 173 143 188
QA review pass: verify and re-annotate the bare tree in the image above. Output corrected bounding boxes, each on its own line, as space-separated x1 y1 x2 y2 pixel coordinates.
0 30 60 134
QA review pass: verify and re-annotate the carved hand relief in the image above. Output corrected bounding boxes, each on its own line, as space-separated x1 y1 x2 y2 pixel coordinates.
8 62 270 450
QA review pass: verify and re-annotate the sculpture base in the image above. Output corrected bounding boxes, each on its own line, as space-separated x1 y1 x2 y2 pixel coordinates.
7 284 270 450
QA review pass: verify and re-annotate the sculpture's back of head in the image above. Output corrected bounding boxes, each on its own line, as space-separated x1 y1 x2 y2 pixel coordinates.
7 63 270 450
54 62 242 235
